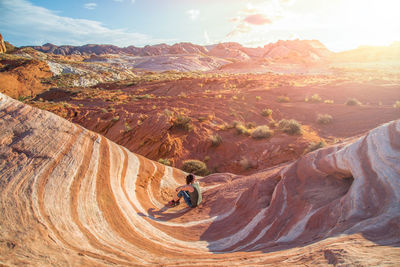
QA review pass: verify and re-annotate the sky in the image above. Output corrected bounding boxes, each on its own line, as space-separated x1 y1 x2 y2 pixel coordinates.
0 0 399 52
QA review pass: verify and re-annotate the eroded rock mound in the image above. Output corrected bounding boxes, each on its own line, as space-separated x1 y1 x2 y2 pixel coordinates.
0 33 6 54
0 93 399 266
0 58 52 98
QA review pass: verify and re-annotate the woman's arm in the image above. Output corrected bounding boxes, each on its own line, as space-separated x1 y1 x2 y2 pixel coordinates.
176 184 194 192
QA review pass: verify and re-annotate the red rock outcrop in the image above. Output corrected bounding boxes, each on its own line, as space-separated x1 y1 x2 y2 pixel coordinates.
1 92 399 266
0 33 6 54
263 39 333 62
0 58 52 98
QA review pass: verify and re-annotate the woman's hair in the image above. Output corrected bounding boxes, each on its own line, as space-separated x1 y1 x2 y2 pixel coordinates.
186 174 195 184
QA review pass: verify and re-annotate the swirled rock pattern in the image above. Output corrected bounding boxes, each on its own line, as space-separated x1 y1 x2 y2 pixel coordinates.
1 92 399 266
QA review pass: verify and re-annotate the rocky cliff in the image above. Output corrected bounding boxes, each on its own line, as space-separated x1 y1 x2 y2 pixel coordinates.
0 33 6 54
0 92 399 266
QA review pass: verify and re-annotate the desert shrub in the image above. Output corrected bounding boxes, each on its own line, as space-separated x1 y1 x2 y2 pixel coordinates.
203 156 210 162
393 100 400 108
198 116 211 122
173 113 193 132
135 94 153 100
251 125 273 139
269 121 278 128
124 122 132 132
210 134 222 147
163 109 173 117
239 157 255 170
261 108 273 117
277 96 290 103
247 122 256 129
278 119 302 135
232 121 240 127
112 116 120 122
18 95 29 102
235 123 250 135
182 160 209 176
256 96 262 101
308 94 322 103
158 158 171 166
324 99 334 104
306 141 326 153
101 108 108 113
178 92 187 98
218 123 229 130
316 114 333 124
62 102 71 108
346 98 361 106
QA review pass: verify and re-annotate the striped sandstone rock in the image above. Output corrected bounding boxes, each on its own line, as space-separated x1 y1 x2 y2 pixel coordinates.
0 92 399 266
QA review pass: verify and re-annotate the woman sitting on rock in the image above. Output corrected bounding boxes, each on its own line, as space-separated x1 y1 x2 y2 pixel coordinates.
168 174 202 208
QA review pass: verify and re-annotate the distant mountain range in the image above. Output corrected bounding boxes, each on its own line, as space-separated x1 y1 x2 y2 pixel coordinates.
28 40 332 62
27 39 400 65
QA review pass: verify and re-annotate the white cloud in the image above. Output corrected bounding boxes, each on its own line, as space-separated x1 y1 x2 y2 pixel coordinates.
84 3 97 10
187 9 200 20
0 0 167 47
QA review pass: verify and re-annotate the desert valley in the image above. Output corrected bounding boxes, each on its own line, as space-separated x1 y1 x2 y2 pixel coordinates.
0 28 400 266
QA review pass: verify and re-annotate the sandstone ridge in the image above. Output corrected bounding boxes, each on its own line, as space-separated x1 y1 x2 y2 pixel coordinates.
0 92 399 266
0 33 6 54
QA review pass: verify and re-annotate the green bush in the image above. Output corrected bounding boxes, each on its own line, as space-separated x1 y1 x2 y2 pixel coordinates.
18 95 29 102
393 100 400 108
135 94 153 100
210 134 222 147
277 96 290 103
235 123 249 135
261 108 273 117
316 114 333 124
173 113 193 132
306 141 326 153
278 119 302 135
158 158 171 166
124 122 132 132
346 98 361 106
251 125 274 139
182 160 209 176
308 94 322 103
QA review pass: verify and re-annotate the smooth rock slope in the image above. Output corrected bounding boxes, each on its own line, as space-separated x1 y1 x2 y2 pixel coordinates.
0 92 399 266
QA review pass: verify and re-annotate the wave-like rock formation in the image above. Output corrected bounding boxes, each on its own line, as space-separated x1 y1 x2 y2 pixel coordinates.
1 92 399 266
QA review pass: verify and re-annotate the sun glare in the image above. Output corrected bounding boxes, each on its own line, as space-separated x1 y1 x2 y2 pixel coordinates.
342 0 400 47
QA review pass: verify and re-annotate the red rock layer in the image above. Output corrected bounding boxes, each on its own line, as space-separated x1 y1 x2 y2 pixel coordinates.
0 92 399 266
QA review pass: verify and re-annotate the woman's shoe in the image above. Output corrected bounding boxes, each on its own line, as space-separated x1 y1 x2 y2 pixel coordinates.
168 200 180 207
